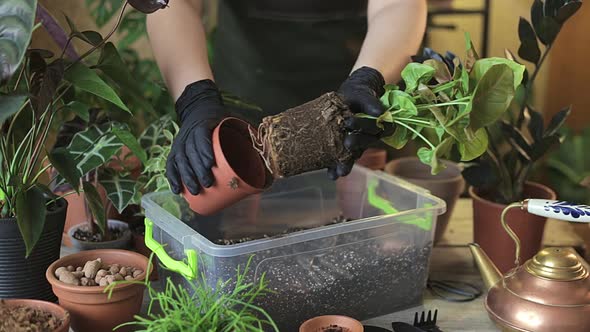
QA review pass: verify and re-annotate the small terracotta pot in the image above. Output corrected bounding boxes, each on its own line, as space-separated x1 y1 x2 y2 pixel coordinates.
470 182 556 273
385 157 465 244
355 148 387 170
46 249 150 332
182 117 271 215
299 315 364 332
1 299 71 332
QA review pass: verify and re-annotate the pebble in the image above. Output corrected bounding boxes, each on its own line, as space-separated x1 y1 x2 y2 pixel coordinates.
54 267 67 278
66 265 74 272
56 260 143 287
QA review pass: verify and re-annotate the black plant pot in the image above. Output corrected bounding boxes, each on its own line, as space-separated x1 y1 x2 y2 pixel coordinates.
0 198 67 302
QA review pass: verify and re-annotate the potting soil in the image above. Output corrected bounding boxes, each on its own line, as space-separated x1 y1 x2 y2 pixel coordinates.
0 301 62 332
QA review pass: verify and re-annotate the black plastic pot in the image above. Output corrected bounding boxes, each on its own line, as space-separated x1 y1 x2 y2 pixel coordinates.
0 198 67 302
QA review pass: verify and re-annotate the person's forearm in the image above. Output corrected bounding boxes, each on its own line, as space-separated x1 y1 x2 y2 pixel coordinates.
146 0 213 100
353 0 427 83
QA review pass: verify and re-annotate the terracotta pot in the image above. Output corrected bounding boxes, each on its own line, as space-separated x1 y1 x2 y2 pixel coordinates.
355 148 387 170
106 146 142 179
299 315 364 332
1 299 71 332
470 182 556 274
68 219 132 250
182 117 271 215
46 249 150 332
385 157 465 244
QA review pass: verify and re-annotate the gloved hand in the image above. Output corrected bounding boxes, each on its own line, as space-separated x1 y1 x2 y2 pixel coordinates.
331 66 393 179
166 79 228 195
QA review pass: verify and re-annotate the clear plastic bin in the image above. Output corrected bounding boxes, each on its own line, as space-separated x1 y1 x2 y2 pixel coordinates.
142 166 445 331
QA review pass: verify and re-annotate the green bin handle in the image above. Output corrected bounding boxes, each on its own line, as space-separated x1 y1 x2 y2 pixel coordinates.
144 218 197 280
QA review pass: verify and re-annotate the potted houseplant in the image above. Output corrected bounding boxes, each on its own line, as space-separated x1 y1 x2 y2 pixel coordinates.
46 249 150 332
108 256 278 332
461 0 582 273
0 298 71 332
0 0 162 301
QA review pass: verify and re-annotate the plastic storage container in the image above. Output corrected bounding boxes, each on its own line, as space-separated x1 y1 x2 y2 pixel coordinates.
142 166 445 331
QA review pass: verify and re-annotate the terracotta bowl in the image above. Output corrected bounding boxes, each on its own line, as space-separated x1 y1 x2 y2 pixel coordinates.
0 299 71 332
299 315 364 332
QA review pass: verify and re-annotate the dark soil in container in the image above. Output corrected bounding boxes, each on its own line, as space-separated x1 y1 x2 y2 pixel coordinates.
0 300 62 332
73 226 125 242
213 214 351 245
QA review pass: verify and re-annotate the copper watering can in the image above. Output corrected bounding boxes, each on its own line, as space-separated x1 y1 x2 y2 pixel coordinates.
469 199 590 332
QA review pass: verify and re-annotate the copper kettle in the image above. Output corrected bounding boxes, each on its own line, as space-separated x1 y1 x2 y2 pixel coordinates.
469 199 590 332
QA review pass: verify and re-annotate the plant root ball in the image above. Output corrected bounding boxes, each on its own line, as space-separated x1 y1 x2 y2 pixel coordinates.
254 92 353 177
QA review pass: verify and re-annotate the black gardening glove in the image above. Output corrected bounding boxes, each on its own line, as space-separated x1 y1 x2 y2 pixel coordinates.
166 79 228 195
331 66 393 179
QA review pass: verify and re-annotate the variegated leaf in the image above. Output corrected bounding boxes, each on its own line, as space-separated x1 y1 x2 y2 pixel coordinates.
139 114 175 151
67 123 124 176
99 172 137 213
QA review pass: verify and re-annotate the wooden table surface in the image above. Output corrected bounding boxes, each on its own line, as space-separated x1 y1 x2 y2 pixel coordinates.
60 198 588 332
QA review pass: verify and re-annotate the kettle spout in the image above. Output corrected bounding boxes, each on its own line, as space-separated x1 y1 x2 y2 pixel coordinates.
469 243 502 290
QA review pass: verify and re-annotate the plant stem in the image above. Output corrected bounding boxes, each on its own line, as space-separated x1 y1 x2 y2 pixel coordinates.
394 120 435 149
65 1 128 71
416 100 469 110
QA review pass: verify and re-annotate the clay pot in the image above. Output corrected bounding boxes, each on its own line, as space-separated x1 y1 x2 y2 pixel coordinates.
470 182 556 273
182 117 271 215
46 249 150 332
1 299 71 332
385 157 465 244
299 315 364 332
355 148 387 170
68 219 132 250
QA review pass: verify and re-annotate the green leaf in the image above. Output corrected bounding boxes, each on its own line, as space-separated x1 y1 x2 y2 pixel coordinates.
381 126 408 149
468 64 516 131
96 42 155 115
0 0 37 83
16 185 46 257
431 137 454 174
471 58 525 90
417 147 433 165
0 94 26 125
112 126 147 165
67 123 124 176
65 101 90 122
397 95 418 116
545 106 572 137
99 172 138 213
537 17 561 45
82 181 106 234
64 62 130 113
424 59 451 83
464 32 479 71
47 147 81 191
80 30 103 46
459 128 489 161
139 115 175 149
518 18 541 64
376 112 393 129
401 63 436 93
417 83 436 103
556 1 582 23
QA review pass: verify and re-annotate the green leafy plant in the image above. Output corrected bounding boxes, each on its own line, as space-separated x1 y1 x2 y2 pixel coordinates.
369 35 525 173
461 0 582 203
545 126 590 204
106 256 279 332
0 0 162 255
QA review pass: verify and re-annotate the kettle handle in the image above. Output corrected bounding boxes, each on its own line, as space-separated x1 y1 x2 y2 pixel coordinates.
524 199 590 223
501 199 590 267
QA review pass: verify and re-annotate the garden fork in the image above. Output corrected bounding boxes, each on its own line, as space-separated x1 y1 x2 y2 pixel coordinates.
413 309 443 332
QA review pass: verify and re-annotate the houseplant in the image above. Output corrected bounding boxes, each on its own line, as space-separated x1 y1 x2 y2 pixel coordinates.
106 256 279 332
461 0 582 272
0 298 71 332
0 0 162 300
545 126 590 204
46 249 150 332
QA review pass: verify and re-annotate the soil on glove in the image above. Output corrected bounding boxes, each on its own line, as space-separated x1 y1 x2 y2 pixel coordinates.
0 300 63 332
253 92 353 177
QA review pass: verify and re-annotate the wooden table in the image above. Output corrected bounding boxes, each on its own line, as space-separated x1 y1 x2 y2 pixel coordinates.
60 199 587 332
362 198 587 331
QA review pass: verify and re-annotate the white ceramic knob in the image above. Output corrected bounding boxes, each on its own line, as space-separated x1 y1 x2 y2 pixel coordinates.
525 199 590 223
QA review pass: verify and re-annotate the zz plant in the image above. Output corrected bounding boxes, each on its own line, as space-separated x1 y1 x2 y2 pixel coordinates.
0 0 164 255
461 0 583 203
